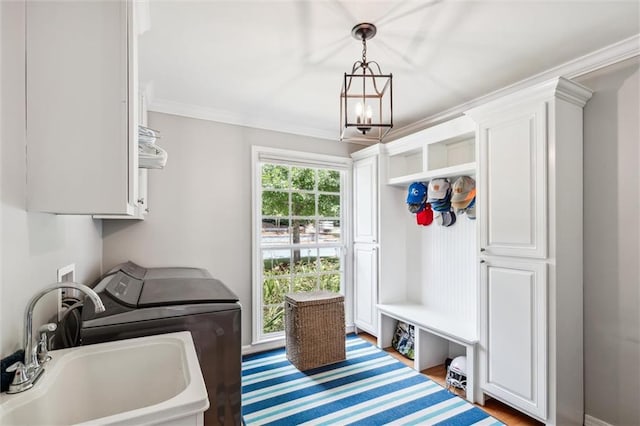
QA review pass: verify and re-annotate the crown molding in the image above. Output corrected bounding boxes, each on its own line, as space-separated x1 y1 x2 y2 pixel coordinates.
465 77 593 120
387 34 640 141
147 34 639 143
350 143 384 160
148 98 339 142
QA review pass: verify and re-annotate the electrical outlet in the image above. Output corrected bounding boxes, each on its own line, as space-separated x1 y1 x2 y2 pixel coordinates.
57 263 76 322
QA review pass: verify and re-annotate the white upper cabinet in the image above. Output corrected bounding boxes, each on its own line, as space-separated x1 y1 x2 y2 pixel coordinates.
475 102 548 259
353 154 378 243
26 0 139 215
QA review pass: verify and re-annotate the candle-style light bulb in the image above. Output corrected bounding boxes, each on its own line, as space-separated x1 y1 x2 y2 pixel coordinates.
355 102 363 124
365 105 372 124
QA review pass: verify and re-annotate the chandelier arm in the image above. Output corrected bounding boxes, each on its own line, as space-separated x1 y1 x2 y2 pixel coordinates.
351 61 364 74
363 65 385 96
367 61 384 74
344 73 354 93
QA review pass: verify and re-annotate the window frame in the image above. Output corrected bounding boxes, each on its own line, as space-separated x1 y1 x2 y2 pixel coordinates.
251 146 353 344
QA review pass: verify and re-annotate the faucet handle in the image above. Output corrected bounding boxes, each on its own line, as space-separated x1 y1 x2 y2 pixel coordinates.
6 360 43 394
37 323 57 364
6 361 26 373
38 323 57 334
6 361 29 386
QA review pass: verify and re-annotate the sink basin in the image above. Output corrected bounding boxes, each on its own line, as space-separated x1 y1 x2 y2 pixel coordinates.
0 332 209 425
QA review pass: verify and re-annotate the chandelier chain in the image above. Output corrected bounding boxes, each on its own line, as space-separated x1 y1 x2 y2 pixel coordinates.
361 38 367 64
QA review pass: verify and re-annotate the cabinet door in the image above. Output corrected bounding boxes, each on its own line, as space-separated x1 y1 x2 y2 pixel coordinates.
353 156 378 243
354 244 378 335
478 104 547 258
26 0 138 215
480 258 547 419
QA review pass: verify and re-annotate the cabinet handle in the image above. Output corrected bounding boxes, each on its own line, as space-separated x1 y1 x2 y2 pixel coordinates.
138 198 145 205
480 248 486 252
480 260 486 264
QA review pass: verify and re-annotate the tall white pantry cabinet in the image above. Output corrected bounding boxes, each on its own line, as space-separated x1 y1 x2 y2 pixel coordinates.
353 77 591 425
351 145 406 336
466 77 592 425
352 150 379 335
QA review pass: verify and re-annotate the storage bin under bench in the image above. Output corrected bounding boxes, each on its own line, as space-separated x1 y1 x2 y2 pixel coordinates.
377 303 480 403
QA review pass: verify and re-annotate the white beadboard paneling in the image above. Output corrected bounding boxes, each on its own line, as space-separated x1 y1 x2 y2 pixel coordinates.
412 214 477 324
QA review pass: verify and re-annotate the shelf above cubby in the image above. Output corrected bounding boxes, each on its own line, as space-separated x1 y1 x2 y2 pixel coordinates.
387 161 477 187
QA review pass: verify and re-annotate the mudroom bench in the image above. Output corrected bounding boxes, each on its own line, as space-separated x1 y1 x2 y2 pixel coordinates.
376 303 479 403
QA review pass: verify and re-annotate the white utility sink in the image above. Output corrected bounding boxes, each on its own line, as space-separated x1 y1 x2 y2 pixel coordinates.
0 332 209 426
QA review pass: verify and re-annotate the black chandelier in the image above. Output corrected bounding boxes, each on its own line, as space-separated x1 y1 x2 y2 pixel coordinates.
340 23 393 143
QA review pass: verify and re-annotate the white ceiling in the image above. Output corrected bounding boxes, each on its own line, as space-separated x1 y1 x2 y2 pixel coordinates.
139 0 640 141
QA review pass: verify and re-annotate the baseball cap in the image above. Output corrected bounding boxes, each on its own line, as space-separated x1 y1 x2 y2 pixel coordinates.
436 211 457 227
408 202 425 214
427 178 450 201
466 205 476 220
452 188 476 210
465 197 476 219
407 182 428 204
416 203 433 226
431 198 452 212
451 176 475 202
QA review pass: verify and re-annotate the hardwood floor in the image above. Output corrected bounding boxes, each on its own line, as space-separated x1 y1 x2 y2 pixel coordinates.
357 333 543 426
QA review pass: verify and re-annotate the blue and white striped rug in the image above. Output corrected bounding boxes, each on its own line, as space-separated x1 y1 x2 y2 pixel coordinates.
242 335 504 425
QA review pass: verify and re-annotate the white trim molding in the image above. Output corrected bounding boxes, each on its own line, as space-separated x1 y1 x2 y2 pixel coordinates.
242 337 285 356
149 98 339 142
584 414 614 426
387 34 640 141
242 326 357 355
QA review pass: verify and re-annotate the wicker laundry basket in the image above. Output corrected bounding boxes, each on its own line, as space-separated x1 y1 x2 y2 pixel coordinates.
285 291 346 371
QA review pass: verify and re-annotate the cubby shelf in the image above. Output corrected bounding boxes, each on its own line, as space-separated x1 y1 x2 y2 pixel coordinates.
387 162 477 187
377 303 479 403
384 115 477 188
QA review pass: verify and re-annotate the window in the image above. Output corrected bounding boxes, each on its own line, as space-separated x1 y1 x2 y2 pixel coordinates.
252 147 351 343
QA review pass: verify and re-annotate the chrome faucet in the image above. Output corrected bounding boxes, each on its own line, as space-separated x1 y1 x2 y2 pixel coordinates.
6 282 105 393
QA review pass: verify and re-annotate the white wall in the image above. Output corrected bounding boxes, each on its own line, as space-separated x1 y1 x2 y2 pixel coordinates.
0 1 103 358
0 0 4 361
576 57 639 426
102 112 358 346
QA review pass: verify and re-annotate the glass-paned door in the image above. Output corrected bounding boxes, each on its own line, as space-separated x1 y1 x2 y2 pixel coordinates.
259 164 345 337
